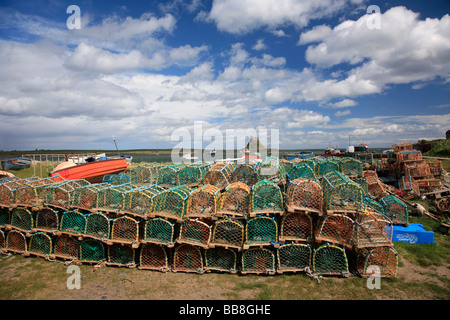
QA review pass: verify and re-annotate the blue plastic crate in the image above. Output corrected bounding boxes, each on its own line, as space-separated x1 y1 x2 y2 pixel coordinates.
392 223 435 245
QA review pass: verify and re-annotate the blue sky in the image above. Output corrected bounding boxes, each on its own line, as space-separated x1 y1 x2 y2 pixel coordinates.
0 0 449 151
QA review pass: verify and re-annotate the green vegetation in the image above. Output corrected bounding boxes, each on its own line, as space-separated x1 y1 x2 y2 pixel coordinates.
425 139 450 157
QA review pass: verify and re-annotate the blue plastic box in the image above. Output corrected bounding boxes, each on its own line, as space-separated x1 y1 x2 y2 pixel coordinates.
392 223 435 244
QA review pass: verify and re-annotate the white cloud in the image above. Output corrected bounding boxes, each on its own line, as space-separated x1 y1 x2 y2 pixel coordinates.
328 99 358 108
335 110 351 117
298 25 332 44
253 39 267 51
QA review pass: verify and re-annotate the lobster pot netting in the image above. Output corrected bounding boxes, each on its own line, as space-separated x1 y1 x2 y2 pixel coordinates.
10 207 34 233
0 207 9 227
157 165 182 188
352 177 368 196
318 160 341 178
111 216 139 244
53 235 79 260
315 214 355 248
341 159 363 177
123 185 164 218
15 178 55 206
250 180 284 216
241 248 276 275
257 159 287 185
244 216 278 248
28 232 52 257
71 183 110 210
277 243 312 273
279 212 313 243
202 162 234 190
102 174 130 185
178 163 211 186
0 230 4 250
79 239 105 263
287 163 317 182
45 180 90 210
34 207 59 232
322 172 365 213
173 244 204 273
186 184 220 218
97 184 136 211
177 218 212 248
138 243 170 271
355 247 398 278
381 195 409 225
352 211 393 248
392 142 413 152
218 182 250 218
364 198 385 215
0 181 18 206
107 243 136 267
152 186 191 221
365 175 386 199
59 210 86 236
399 176 420 199
313 244 349 276
143 218 175 247
286 178 323 214
84 212 111 241
427 160 443 177
230 164 259 187
6 230 27 253
210 219 244 250
396 150 422 162
402 161 432 179
205 246 238 273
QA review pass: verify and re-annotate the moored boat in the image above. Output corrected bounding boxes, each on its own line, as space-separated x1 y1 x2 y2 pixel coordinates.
1 157 32 170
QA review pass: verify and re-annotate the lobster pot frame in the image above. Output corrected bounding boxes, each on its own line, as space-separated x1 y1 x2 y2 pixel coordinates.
315 214 355 248
257 158 286 185
96 183 136 212
152 186 191 222
0 207 9 228
352 177 368 196
102 174 130 185
209 219 244 250
399 176 420 199
244 216 278 249
157 165 183 188
106 243 136 267
365 175 385 200
9 207 34 233
143 218 175 247
352 211 393 249
341 159 363 177
45 180 90 210
0 230 5 250
34 207 59 233
203 162 234 190
70 183 110 211
277 243 311 274
5 230 27 254
250 179 284 216
27 232 52 258
230 163 259 187
402 161 432 179
178 163 211 186
322 172 365 213
52 235 80 261
313 243 349 276
173 244 205 274
84 212 111 242
15 178 55 207
177 218 212 249
279 212 313 243
205 246 238 273
129 165 156 184
0 177 39 207
381 195 409 225
392 142 413 152
318 160 340 178
364 198 385 215
286 178 323 214
287 163 317 182
355 247 398 278
241 248 276 275
217 182 250 218
110 216 140 247
397 150 422 162
79 239 106 264
186 184 220 218
427 160 443 177
138 243 170 272
123 185 164 219
59 210 86 237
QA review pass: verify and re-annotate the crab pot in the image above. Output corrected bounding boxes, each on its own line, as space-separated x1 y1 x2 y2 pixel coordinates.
399 176 420 199
5 230 27 254
209 219 244 250
172 244 205 274
276 243 312 274
315 214 355 248
45 179 90 210
241 248 276 275
396 150 422 162
287 163 317 182
106 243 136 267
381 195 409 225
402 161 432 179
0 180 20 207
364 173 386 200
178 163 211 186
8 207 34 233
84 212 111 242
313 243 349 276
279 211 313 243
176 218 212 249
97 184 137 212
15 178 55 207
352 177 368 196
123 185 164 219
27 232 52 258
143 218 175 247
286 178 323 214
217 182 250 218
71 183 110 211
186 184 220 218
352 211 393 249
322 171 365 213
138 243 170 271
33 207 59 233
129 163 161 185
355 247 398 278
250 179 284 216
52 235 80 260
243 216 278 249
0 207 10 228
157 165 182 188
204 246 238 273
110 216 139 247
151 186 191 222
202 162 234 190
364 198 385 215
230 163 259 187
0 230 5 250
59 210 86 237
317 159 341 178
79 239 106 264
341 158 363 177
102 174 130 186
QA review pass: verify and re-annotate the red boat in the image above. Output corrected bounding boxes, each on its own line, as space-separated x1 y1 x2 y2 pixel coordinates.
50 158 128 183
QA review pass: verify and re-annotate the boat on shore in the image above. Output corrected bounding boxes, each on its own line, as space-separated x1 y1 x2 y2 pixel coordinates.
1 157 32 170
